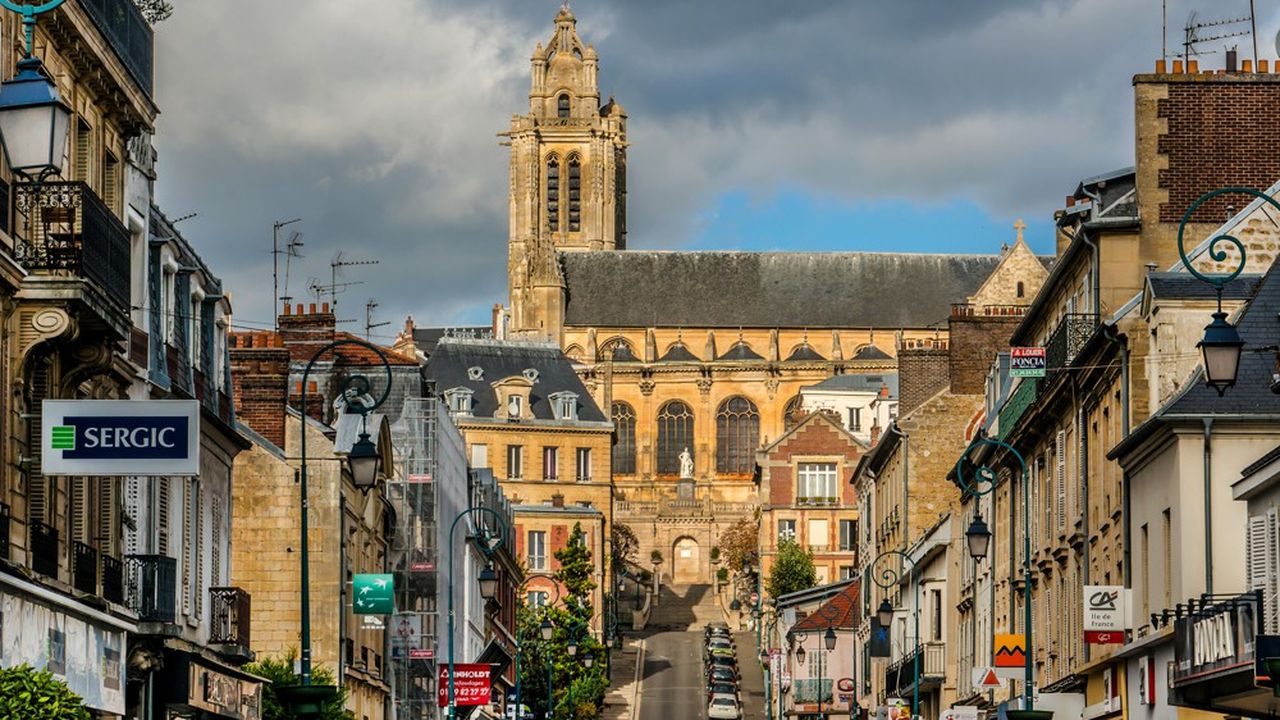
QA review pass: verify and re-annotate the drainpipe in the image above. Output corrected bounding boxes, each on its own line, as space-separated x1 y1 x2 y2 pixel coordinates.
1073 377 1091 664
1101 325 1132 592
1203 418 1214 595
902 432 910 550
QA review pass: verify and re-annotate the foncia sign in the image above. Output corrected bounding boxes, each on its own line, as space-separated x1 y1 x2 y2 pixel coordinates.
42 400 200 476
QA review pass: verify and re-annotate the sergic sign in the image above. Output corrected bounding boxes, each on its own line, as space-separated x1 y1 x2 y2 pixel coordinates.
42 400 200 476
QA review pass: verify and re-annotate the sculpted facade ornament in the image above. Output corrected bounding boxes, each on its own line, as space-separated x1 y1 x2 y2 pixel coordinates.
696 376 713 395
764 377 780 400
638 379 655 396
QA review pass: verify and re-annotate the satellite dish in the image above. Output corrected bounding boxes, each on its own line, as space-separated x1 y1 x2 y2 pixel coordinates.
1274 28 1280 60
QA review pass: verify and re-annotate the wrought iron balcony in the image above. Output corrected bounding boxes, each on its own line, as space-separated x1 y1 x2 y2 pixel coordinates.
886 641 947 697
13 182 132 314
30 520 58 578
125 554 177 624
101 554 124 605
209 586 252 652
796 496 840 507
78 0 154 97
1043 313 1099 388
0 502 9 562
792 677 833 704
72 541 98 595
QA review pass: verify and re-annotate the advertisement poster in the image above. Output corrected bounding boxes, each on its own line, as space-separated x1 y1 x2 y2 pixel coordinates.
437 664 492 707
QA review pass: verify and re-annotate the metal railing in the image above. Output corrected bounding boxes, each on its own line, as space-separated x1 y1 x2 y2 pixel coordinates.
78 0 154 96
951 303 1030 318
0 502 9 562
793 678 833 704
30 520 58 577
887 641 947 697
101 554 124 605
125 554 177 623
12 182 132 310
796 496 840 507
210 586 252 648
1043 313 1099 388
73 541 98 595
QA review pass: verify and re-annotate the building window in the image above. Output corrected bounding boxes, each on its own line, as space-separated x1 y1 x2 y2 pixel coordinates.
777 519 796 542
506 393 523 419
444 387 473 415
611 402 636 475
527 590 549 607
575 447 591 482
546 156 560 232
470 444 488 469
807 518 829 551
1017 281 1025 298
849 407 861 432
839 519 856 551
840 565 855 580
797 463 838 504
542 447 559 481
931 588 943 641
656 400 694 474
102 151 119 214
715 396 760 474
783 395 804 431
557 93 570 118
550 391 578 421
528 531 547 571
507 445 523 480
568 157 581 232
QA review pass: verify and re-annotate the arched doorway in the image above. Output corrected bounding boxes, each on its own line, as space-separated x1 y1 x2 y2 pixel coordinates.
673 537 701 583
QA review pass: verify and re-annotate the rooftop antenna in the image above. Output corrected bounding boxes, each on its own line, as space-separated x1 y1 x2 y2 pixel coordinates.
365 298 390 339
307 276 364 305
171 212 198 225
280 230 305 306
271 217 302 329
1181 12 1251 60
329 251 379 313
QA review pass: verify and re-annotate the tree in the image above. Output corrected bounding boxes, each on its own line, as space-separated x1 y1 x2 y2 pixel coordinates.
717 517 758 572
245 650 351 720
767 538 817 599
0 665 90 720
133 0 174 23
611 523 639 569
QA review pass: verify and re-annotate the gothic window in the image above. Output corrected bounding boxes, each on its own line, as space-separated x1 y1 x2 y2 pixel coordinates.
546 156 560 232
783 395 804 431
598 337 638 362
612 402 636 475
558 93 571 118
656 400 694 475
716 396 759 474
568 156 581 232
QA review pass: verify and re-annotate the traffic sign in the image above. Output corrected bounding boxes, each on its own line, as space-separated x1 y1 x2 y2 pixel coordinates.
1010 347 1046 378
353 573 395 614
972 667 1004 690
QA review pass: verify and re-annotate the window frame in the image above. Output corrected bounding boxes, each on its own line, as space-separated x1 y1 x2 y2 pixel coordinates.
527 531 547 571
715 396 760 474
542 446 559 481
797 462 839 505
656 400 694 474
575 447 591 482
507 445 523 480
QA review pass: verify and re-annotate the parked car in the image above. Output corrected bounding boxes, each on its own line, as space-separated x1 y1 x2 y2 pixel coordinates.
707 683 739 701
708 696 741 719
708 666 739 684
706 648 736 664
707 655 737 670
706 637 734 649
704 622 730 639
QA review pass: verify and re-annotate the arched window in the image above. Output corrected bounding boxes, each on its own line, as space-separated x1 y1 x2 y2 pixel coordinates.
783 395 805 431
598 337 638 362
656 401 694 474
612 402 636 475
1016 281 1025 299
568 156 581 232
716 396 760 474
546 156 560 232
557 93 571 118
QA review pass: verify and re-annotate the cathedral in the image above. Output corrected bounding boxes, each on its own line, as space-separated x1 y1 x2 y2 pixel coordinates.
407 6 1048 583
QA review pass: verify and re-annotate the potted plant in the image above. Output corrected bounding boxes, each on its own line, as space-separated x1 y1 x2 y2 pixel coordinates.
710 547 721 564
650 549 663 565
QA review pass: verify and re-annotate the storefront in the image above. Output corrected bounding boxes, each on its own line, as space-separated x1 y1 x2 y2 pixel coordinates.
154 649 264 720
0 577 131 717
1168 591 1280 716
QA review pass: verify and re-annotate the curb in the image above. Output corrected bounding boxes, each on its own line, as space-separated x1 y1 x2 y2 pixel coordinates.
632 637 646 718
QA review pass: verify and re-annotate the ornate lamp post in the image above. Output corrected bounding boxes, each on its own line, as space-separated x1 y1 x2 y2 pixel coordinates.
871 550 921 719
277 338 393 718
446 506 510 720
956 433 1049 720
0 0 72 182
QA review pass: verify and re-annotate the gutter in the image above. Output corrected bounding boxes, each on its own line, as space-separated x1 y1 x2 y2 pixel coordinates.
1203 418 1214 595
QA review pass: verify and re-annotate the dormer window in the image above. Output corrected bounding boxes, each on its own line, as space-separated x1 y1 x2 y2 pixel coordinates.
522 368 540 383
443 387 473 415
467 366 484 381
550 391 578 421
507 394 523 419
558 93 570 118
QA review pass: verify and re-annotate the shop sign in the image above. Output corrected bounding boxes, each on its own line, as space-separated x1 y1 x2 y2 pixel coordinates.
353 573 394 614
1136 655 1155 705
1084 585 1130 644
188 661 262 720
1010 347 1047 378
1173 595 1257 685
42 400 200 476
437 663 492 707
994 633 1026 667
0 591 126 714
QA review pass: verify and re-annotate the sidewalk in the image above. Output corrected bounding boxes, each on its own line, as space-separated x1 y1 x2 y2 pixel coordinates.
602 634 643 720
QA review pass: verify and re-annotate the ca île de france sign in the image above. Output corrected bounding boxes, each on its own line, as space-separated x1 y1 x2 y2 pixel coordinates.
42 400 200 476
1009 347 1047 378
1084 585 1130 644
1173 595 1257 686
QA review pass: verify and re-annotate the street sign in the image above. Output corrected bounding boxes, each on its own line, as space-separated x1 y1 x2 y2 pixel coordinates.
972 667 1004 690
994 633 1026 668
353 573 395 614
42 400 200 476
1009 347 1046 378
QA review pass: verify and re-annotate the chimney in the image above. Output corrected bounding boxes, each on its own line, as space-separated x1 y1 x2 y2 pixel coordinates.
279 301 337 362
230 331 290 448
551 493 565 508
869 423 882 448
1226 49 1238 73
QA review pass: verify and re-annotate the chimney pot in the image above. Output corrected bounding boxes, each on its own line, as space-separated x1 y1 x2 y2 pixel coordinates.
322 302 330 313
1243 59 1253 73
1227 49 1238 73
1173 59 1184 73
295 303 303 315
308 381 318 393
283 303 292 316
1263 59 1272 73
1188 59 1199 73
309 303 317 314
1156 58 1167 73
1065 195 1076 207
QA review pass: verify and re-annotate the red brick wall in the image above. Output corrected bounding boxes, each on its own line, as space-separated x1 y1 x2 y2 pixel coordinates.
898 346 950 415
948 315 1021 395
229 332 290 447
279 302 337 362
1157 80 1280 222
765 417 865 505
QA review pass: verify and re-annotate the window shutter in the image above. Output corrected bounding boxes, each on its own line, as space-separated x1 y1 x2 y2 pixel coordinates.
1269 509 1280 634
156 477 171 556
26 360 50 524
211 489 222 588
96 478 117 555
70 477 89 543
1055 431 1067 531
73 120 91 183
196 481 206 622
183 478 197 617
124 477 142 556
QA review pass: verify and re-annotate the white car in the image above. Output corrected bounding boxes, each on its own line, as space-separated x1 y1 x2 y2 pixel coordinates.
708 696 741 719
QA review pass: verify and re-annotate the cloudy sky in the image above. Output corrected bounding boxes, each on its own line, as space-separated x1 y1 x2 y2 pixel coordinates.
150 0 1276 336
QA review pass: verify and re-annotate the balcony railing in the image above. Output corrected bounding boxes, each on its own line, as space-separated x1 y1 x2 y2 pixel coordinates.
0 502 9 562
125 554 177 623
73 541 98 595
886 641 947 697
30 520 58 577
951 303 1029 318
78 0 154 97
1043 313 1099 388
210 586 252 650
793 678 833 704
796 496 840 507
13 182 132 311
101 554 123 605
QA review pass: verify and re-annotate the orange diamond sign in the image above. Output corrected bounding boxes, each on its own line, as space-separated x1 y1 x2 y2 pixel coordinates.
994 633 1026 668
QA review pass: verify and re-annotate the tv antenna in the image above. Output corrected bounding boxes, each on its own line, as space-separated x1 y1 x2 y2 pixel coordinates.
328 251 379 313
365 298 390 339
271 217 302 329
1181 12 1251 60
307 276 364 304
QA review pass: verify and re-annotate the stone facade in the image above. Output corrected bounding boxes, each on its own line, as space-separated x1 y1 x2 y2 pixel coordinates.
513 503 606 633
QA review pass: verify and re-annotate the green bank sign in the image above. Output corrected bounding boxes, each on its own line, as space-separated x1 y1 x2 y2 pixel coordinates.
353 574 395 615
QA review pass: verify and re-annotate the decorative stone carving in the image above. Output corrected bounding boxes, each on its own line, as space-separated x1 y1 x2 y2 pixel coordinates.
638 379 655 396
764 377 780 400
696 376 713 395
679 447 694 479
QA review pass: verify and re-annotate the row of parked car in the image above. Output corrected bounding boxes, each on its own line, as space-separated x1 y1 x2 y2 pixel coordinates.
704 622 743 719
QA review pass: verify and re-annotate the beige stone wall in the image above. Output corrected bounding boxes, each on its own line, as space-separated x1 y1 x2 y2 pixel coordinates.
967 238 1048 307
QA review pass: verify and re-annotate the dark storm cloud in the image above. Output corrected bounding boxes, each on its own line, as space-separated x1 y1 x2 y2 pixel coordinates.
150 0 1243 327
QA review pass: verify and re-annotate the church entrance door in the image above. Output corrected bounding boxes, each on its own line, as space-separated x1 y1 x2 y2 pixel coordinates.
673 537 701 583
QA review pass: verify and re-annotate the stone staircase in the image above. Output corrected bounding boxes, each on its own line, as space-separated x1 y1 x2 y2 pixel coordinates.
602 635 642 720
649 583 722 630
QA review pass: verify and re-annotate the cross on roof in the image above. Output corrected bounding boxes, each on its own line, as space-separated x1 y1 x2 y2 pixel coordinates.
1013 218 1027 243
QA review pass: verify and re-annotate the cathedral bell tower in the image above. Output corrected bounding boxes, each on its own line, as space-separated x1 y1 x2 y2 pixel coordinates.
503 4 628 340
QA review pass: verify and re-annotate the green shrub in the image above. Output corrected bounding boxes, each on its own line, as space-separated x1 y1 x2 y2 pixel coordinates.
716 567 730 583
244 649 351 720
0 664 91 720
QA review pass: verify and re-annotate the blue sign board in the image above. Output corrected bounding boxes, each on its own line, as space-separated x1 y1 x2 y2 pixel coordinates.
42 400 200 476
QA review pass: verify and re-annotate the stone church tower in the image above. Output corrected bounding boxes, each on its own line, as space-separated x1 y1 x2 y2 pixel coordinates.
503 5 628 340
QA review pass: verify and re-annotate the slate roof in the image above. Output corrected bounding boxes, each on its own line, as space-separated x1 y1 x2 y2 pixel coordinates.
719 340 764 361
659 342 700 362
561 251 1008 329
786 343 826 361
790 580 862 632
852 344 893 361
412 326 491 356
425 338 608 423
806 373 898 397
1147 272 1261 301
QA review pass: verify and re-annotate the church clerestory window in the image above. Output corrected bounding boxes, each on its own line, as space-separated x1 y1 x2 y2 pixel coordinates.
612 402 636 475
783 395 805 431
546 156 560 232
716 396 760 474
656 400 694 475
568 157 581 232
558 93 571 118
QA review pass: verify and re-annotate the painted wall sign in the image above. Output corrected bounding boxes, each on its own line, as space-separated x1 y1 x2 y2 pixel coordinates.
41 400 200 476
1010 347 1047 378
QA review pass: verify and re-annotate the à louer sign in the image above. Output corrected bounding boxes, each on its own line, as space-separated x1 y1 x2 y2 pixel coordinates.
42 400 200 476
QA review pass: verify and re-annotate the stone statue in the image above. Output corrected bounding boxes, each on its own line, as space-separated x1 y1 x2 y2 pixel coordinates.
679 447 694 479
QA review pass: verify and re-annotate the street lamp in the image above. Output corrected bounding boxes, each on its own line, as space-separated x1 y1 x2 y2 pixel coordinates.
567 636 579 656
346 430 382 492
965 513 993 560
540 617 554 641
876 599 894 628
0 0 71 182
478 565 499 600
583 652 594 669
823 626 836 652
446 506 511 720
279 338 392 719
795 643 806 665
871 550 921 719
